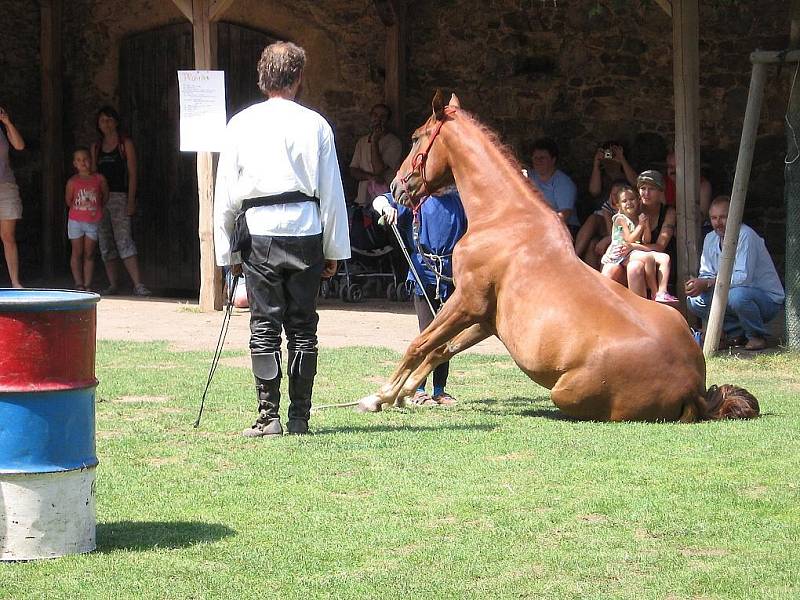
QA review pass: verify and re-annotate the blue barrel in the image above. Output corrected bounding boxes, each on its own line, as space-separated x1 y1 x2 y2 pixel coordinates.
0 289 100 560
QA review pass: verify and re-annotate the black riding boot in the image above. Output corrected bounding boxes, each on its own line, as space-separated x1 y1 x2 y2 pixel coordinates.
243 352 283 437
287 351 317 434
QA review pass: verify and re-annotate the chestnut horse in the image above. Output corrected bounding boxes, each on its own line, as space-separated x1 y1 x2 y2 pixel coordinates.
357 92 758 422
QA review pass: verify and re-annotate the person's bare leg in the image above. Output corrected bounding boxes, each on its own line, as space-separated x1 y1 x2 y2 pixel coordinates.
0 219 21 288
70 237 85 287
83 237 98 289
574 214 602 258
121 255 143 287
626 259 648 298
654 254 671 294
104 257 121 290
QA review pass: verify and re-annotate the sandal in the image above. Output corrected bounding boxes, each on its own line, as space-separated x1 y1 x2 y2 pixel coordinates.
432 392 457 406
411 390 436 406
75 285 86 291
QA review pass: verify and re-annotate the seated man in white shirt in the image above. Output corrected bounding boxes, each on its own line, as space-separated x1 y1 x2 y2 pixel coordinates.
685 195 784 351
214 41 350 436
349 103 402 207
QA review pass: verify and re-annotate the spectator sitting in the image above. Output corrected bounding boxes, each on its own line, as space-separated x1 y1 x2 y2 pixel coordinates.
685 195 784 351
349 103 402 207
574 178 628 270
604 170 677 295
600 184 677 302
588 140 638 206
527 137 579 237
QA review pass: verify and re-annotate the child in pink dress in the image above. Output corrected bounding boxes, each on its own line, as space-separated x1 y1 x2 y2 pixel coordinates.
65 147 108 290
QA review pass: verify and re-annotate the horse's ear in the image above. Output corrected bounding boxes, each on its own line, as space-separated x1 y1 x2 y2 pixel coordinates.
432 89 445 120
449 93 461 109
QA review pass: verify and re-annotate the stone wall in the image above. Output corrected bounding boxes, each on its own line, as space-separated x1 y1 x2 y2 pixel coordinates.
404 0 790 268
0 0 792 282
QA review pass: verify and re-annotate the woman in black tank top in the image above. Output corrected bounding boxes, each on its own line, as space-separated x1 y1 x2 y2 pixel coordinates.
91 106 150 296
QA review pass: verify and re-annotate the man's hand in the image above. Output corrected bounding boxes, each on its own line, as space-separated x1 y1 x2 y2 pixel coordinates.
0 107 10 125
321 259 338 278
369 121 385 144
126 200 136 217
593 148 604 166
610 144 625 162
380 205 398 225
685 277 711 297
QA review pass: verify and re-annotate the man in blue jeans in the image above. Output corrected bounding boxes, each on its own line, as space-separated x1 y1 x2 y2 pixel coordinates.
685 195 784 351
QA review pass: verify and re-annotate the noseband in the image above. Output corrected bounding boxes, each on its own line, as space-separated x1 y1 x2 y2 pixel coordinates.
398 106 456 212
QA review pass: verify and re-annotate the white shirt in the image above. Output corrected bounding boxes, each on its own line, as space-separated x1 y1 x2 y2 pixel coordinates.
349 132 402 206
699 224 785 304
214 98 351 265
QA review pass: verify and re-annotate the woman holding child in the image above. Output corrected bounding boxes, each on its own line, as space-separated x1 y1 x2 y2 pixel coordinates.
602 170 678 301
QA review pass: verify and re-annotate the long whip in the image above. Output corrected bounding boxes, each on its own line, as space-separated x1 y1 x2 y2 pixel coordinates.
194 272 240 428
388 221 437 317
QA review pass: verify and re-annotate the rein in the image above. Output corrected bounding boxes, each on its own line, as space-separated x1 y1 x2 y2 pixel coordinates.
398 106 456 212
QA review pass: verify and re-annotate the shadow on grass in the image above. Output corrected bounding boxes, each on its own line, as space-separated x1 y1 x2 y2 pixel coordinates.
313 423 498 435
96 521 235 553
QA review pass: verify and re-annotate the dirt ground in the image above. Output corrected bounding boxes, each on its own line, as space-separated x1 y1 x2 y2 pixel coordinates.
95 295 508 355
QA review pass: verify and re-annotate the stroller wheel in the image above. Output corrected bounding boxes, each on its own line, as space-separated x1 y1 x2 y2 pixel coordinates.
396 282 410 302
339 282 348 302
385 282 396 301
347 283 364 303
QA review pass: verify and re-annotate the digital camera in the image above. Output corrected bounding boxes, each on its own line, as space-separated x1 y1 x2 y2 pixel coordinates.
603 149 613 160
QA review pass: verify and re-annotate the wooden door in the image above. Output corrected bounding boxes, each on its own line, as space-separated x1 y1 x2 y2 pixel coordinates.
120 23 197 293
119 23 276 294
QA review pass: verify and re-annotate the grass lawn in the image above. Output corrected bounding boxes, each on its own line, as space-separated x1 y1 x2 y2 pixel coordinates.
1 341 798 599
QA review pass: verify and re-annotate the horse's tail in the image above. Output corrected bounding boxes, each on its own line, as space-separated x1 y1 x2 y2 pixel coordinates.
698 384 760 420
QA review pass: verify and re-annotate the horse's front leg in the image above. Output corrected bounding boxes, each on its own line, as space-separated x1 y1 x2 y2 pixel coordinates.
395 322 494 404
358 295 474 412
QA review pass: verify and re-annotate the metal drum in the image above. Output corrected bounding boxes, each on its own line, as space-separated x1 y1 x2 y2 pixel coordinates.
0 289 100 560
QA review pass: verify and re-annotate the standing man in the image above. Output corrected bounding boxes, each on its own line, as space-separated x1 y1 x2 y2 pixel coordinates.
214 41 350 437
349 103 402 207
527 138 579 237
685 195 784 351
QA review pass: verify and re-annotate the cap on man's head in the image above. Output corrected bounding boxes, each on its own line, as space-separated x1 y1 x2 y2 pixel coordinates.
637 170 665 191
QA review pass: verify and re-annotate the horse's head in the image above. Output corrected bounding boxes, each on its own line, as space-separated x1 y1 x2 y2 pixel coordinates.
390 90 459 208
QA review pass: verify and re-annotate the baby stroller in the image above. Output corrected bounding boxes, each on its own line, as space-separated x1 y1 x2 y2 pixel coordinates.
321 204 409 302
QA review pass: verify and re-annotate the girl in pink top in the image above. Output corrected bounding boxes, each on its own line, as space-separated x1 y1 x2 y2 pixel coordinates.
65 147 108 290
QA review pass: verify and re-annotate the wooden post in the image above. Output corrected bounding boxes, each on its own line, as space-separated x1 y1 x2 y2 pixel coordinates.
380 0 406 136
40 0 64 279
190 1 222 311
672 0 701 307
702 61 767 357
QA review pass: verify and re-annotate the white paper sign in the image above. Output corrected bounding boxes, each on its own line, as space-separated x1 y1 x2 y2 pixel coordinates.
178 70 227 152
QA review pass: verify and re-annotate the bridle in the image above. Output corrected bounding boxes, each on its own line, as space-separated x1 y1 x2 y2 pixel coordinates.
397 106 456 213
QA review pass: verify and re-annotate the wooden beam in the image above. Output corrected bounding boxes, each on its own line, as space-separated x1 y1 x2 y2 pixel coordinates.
384 0 406 136
373 0 396 26
702 63 767 357
750 49 800 64
192 0 223 311
171 0 193 22
671 0 701 313
208 0 236 22
654 0 672 17
40 0 64 280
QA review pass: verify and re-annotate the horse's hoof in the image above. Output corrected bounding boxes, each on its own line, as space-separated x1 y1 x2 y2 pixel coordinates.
357 395 384 413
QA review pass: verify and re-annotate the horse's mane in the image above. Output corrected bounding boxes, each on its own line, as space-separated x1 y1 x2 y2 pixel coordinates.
454 109 524 173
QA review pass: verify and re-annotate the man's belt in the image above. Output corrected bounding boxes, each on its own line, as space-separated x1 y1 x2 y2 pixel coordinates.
241 191 319 211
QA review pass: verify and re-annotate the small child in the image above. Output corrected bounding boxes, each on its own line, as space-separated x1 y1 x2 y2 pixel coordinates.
601 185 677 303
65 147 108 291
